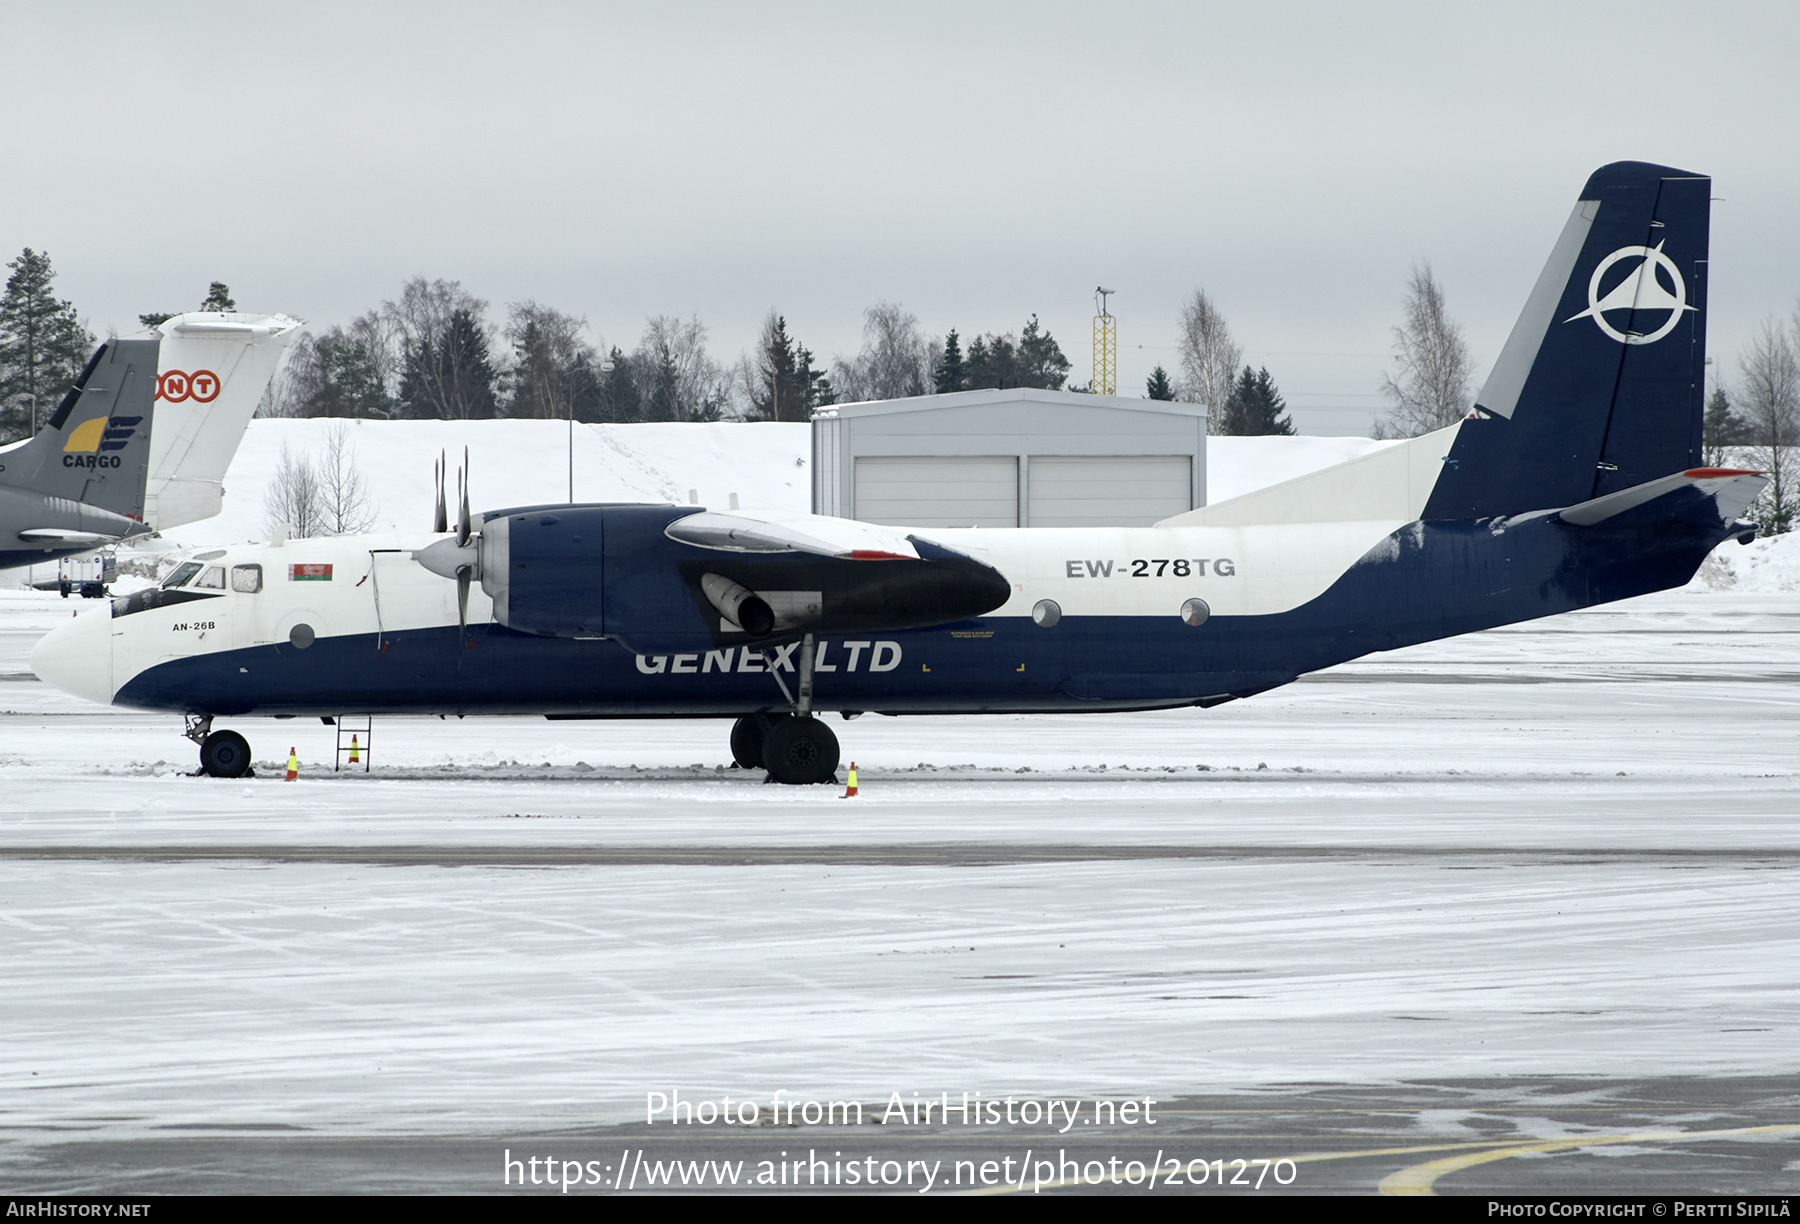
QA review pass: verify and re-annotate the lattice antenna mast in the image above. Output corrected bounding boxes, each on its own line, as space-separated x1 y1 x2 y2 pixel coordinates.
1093 287 1117 396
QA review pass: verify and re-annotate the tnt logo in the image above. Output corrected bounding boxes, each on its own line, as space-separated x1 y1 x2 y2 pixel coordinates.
157 369 221 403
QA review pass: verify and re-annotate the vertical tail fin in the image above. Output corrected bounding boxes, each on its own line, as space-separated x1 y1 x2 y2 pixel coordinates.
0 338 160 519
142 312 301 528
1423 161 1710 519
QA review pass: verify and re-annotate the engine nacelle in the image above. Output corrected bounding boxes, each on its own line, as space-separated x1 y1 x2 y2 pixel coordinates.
466 503 1010 651
477 506 610 637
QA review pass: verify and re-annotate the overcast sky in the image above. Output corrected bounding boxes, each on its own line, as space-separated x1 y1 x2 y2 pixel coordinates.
3 2 1796 430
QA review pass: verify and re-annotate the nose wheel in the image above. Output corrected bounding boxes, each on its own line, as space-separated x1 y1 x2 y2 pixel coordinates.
199 729 253 778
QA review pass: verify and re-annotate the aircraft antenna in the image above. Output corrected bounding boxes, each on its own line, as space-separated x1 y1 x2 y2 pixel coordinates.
1093 287 1117 396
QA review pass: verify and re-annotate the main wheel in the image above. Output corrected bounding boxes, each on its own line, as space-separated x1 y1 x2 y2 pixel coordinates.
200 729 252 778
730 714 782 769
762 716 840 785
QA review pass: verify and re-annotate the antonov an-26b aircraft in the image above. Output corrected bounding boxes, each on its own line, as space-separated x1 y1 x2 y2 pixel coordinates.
33 162 1767 782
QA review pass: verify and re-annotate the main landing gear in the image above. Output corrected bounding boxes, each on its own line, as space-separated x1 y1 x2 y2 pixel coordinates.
731 713 840 785
187 714 253 778
732 633 843 785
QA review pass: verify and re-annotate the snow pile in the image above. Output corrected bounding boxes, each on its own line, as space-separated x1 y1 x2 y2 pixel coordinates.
1687 529 1800 592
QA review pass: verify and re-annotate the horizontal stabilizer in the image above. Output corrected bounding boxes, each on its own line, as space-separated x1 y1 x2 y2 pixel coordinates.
18 528 123 545
1558 468 1766 528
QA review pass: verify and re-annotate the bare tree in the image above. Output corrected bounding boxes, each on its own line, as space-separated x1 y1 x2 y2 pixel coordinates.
832 302 931 402
1736 313 1800 534
1378 261 1475 437
262 441 324 538
631 315 728 421
316 423 379 535
1175 288 1242 435
346 309 402 402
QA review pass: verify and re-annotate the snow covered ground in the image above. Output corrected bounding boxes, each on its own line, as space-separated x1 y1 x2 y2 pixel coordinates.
2 574 1798 1140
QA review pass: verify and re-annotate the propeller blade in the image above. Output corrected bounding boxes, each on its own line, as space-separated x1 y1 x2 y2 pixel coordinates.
433 451 447 534
456 447 471 547
456 565 471 643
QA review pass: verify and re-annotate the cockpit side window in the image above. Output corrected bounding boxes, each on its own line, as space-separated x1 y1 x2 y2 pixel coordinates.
161 562 203 589
193 566 226 589
230 564 263 594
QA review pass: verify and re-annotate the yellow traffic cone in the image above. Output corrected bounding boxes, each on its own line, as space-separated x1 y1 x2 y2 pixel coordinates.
348 734 360 766
841 761 858 798
285 748 298 781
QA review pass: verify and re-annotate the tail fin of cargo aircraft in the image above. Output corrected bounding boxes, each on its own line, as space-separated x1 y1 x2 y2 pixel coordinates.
1422 160 1711 519
0 338 160 522
141 312 301 529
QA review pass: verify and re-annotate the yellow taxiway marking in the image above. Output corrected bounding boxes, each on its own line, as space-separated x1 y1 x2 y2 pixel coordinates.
1378 1123 1800 1197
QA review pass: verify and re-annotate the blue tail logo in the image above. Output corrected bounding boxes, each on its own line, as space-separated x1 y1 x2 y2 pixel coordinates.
1565 241 1696 345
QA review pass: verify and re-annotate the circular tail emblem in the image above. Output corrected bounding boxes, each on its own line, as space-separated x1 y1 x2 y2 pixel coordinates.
1565 241 1695 345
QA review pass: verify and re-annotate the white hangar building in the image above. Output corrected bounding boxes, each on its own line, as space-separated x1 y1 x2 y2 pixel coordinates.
811 388 1208 528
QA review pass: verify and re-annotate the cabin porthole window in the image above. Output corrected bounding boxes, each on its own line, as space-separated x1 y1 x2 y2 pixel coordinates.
1181 598 1210 628
1032 599 1061 628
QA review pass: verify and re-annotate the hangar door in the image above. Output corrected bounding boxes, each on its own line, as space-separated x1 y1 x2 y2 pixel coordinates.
1028 456 1193 527
853 456 1018 528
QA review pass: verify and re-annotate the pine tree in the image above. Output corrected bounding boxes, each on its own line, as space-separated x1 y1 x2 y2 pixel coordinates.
1145 366 1176 401
596 348 641 422
200 282 236 312
934 328 965 393
965 335 994 388
0 248 94 442
139 312 175 329
1017 314 1070 390
1222 366 1295 436
750 313 830 419
397 307 498 418
968 332 1021 389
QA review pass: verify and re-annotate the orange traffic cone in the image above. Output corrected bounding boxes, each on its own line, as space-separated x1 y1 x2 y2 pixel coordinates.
285 748 298 781
840 761 858 798
348 734 360 766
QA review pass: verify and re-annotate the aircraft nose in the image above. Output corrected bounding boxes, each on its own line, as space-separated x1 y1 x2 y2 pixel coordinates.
31 604 113 706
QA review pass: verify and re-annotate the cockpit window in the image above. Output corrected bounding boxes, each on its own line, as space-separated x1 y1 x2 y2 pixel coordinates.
230 564 263 594
161 562 203 589
193 566 226 589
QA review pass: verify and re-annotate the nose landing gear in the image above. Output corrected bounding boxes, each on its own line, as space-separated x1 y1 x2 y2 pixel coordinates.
186 713 254 778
